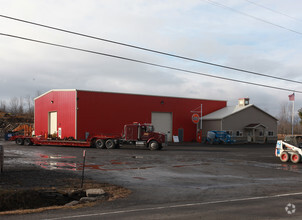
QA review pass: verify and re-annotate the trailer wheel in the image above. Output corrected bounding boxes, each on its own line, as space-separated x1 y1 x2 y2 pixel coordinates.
291 153 301 164
280 152 289 162
148 140 159 150
16 138 24 145
105 139 115 149
24 138 33 146
95 139 105 149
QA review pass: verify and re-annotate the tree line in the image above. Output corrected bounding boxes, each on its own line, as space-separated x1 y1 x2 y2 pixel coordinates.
0 96 34 116
278 103 302 135
1 96 302 135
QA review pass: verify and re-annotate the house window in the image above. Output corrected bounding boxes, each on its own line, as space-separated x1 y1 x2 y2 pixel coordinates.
259 131 263 137
224 130 233 136
236 131 243 137
268 131 274 136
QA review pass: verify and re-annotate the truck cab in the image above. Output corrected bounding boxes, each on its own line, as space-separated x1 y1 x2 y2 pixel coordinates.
122 123 166 150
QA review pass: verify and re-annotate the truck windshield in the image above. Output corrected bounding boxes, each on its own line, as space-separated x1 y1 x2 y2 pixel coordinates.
146 125 154 132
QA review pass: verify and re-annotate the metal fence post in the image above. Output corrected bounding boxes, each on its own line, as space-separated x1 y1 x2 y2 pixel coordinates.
0 145 3 173
81 150 86 188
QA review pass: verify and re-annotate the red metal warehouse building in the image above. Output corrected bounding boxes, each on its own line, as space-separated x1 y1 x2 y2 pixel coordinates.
34 89 226 142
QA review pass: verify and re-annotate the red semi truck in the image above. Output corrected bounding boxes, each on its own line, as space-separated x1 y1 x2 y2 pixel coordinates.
11 123 166 150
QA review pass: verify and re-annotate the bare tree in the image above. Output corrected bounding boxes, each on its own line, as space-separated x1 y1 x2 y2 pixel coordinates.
277 102 302 135
277 103 292 134
294 113 302 134
4 93 35 118
25 95 34 115
0 100 6 112
9 97 19 114
299 108 302 124
18 97 24 114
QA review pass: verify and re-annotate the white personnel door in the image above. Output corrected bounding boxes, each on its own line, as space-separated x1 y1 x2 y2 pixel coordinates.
151 112 173 142
49 112 57 135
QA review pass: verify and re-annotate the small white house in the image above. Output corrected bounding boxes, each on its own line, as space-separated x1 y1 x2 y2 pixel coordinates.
202 98 278 143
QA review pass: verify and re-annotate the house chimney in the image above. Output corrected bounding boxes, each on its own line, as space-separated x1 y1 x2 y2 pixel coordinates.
238 98 249 106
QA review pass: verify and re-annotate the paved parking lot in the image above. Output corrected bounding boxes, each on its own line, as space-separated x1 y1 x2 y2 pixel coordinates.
2 141 302 219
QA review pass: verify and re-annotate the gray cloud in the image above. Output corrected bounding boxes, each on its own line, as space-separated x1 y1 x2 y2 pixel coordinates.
1 0 302 117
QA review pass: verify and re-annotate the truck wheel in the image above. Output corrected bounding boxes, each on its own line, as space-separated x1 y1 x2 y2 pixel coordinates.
105 139 115 149
16 138 24 145
280 152 289 162
148 140 159 150
95 139 105 149
24 138 33 146
291 153 301 163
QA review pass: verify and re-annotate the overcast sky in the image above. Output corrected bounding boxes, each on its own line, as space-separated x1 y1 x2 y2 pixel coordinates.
1 0 302 117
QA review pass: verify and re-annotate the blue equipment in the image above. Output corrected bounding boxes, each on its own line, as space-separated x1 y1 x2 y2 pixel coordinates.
206 131 235 144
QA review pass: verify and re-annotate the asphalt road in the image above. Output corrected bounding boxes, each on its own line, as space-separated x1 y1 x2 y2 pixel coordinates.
2 141 302 219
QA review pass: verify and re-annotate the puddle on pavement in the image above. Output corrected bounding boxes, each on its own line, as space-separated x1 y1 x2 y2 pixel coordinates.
36 161 79 171
276 163 300 172
173 163 203 168
32 151 302 174
245 161 302 173
38 153 77 159
92 166 156 171
133 177 146 180
214 158 302 173
110 160 134 165
35 160 156 172
35 156 213 172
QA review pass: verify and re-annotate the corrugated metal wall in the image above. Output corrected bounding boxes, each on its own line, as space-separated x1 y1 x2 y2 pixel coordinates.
76 90 226 142
34 90 76 138
35 90 226 142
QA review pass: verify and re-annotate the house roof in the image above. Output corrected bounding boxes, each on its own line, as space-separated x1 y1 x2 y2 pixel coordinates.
245 123 266 129
203 104 251 120
203 104 278 121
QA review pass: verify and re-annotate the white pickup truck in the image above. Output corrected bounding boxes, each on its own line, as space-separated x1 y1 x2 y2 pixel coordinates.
275 135 302 163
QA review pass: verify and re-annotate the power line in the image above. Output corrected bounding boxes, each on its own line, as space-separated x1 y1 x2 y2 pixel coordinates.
0 14 301 85
245 0 302 23
0 32 300 94
206 0 302 36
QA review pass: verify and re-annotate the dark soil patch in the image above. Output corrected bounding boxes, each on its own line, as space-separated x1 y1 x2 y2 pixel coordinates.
0 167 131 214
0 189 73 211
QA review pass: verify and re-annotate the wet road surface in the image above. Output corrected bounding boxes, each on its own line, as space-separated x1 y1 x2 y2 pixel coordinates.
2 141 302 219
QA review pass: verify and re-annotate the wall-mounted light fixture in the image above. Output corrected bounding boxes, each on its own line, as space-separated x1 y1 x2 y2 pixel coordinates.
160 100 164 104
50 100 54 104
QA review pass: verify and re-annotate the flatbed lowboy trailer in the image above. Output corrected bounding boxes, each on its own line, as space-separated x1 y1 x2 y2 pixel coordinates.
11 123 166 150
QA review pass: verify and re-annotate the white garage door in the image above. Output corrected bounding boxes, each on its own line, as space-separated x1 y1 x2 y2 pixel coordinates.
49 112 57 135
151 112 173 142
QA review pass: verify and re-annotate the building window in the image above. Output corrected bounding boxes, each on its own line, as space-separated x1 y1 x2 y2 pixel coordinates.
268 131 274 136
259 131 263 137
236 131 243 137
224 130 233 136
